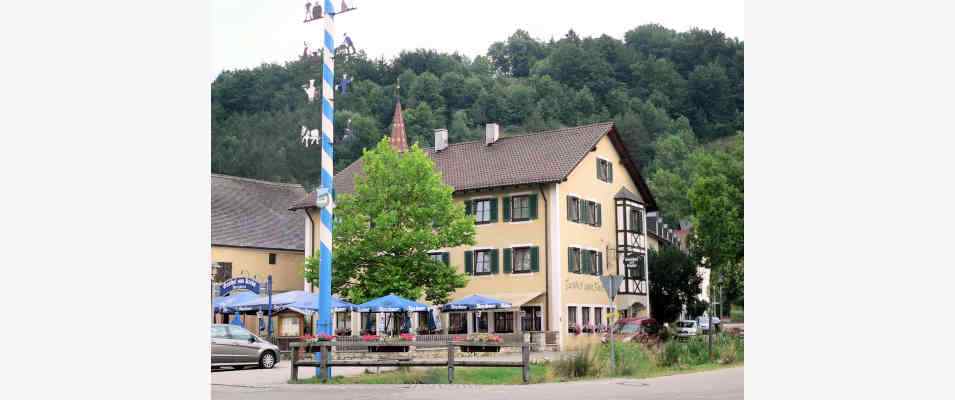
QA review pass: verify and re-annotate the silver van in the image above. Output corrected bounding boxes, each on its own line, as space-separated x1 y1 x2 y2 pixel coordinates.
211 324 279 369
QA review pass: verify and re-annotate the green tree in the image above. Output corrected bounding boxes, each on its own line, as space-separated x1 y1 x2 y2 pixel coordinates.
648 246 704 323
687 173 743 307
331 139 475 304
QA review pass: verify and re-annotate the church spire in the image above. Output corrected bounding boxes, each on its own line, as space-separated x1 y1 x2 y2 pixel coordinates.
388 80 408 152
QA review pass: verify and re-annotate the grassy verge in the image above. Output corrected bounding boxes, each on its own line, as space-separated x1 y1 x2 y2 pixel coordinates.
293 364 550 384
292 334 742 385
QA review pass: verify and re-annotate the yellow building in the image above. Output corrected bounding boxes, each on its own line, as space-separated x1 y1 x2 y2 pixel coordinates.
212 174 307 293
291 102 661 350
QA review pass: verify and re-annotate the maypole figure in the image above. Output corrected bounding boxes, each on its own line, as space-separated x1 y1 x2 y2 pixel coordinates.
304 2 323 22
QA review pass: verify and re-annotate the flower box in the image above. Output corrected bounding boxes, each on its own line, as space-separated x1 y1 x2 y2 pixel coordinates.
461 345 500 353
399 333 416 341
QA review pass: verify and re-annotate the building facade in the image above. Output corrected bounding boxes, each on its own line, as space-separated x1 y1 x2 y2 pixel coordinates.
212 174 307 293
292 102 660 350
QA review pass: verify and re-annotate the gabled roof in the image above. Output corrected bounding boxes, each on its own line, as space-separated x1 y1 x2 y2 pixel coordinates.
212 174 306 252
290 122 658 211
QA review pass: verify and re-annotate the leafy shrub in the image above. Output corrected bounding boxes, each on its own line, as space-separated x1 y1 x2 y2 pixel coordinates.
552 345 600 379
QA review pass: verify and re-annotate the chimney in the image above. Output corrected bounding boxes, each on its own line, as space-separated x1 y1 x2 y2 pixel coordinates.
434 129 448 152
485 123 500 145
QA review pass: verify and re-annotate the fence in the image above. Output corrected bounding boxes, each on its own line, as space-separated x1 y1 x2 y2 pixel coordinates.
289 340 531 384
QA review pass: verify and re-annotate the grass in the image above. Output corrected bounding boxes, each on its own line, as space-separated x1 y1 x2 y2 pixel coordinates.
292 335 743 385
293 364 550 384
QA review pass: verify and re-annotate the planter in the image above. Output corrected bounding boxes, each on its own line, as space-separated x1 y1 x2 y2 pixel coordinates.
461 345 501 353
368 345 410 353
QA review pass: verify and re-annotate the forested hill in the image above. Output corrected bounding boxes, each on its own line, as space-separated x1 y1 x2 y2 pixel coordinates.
212 24 743 225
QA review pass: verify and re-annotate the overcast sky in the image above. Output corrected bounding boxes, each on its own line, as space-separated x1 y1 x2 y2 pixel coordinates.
211 0 744 81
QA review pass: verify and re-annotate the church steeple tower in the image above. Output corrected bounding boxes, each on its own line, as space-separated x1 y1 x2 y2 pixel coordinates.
388 81 408 152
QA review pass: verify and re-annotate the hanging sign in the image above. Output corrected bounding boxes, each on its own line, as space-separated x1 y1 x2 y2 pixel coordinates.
219 277 261 296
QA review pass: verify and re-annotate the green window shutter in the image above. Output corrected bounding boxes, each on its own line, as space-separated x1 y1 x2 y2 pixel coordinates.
567 196 575 222
464 200 472 215
596 158 603 180
464 251 473 275
442 252 450 266
503 248 512 273
597 252 603 275
636 210 643 233
528 194 538 220
502 196 511 222
489 198 498 222
530 246 539 272
595 203 602 227
582 250 591 274
490 249 499 274
568 248 575 273
608 163 613 182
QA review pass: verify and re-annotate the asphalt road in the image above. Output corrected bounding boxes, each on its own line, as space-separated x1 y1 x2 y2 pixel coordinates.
211 366 743 400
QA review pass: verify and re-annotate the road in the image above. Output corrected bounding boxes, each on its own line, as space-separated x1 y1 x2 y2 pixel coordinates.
211 366 743 400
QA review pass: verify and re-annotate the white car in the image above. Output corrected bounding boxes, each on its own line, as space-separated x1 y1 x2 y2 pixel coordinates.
674 320 699 337
697 316 721 332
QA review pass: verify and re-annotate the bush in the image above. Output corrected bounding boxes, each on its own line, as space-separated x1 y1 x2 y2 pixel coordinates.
551 345 600 379
657 333 743 368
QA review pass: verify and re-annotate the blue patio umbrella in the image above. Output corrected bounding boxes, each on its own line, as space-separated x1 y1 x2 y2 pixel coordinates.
355 294 429 312
287 293 356 312
441 294 512 311
213 292 261 313
231 290 306 312
230 311 242 326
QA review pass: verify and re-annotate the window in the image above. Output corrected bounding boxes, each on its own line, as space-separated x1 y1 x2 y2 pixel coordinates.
228 325 253 341
630 208 643 233
595 308 603 327
429 252 449 265
568 247 581 273
582 307 591 329
568 196 580 222
449 313 467 334
473 311 489 333
473 199 492 224
211 325 229 339
521 306 542 332
416 311 430 333
361 312 377 335
268 253 276 265
213 262 232 282
494 311 514 333
567 306 578 333
475 250 492 275
279 316 301 337
597 158 613 183
336 312 351 335
513 247 531 273
511 195 530 221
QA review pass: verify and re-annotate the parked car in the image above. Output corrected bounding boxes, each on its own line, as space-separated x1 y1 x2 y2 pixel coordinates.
696 316 721 332
211 324 280 369
602 317 661 343
674 320 699 338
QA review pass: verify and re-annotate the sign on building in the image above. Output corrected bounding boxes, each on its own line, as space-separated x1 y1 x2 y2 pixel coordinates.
219 277 261 296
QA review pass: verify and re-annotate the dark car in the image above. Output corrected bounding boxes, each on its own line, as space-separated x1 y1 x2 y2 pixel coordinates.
601 317 661 343
211 324 280 369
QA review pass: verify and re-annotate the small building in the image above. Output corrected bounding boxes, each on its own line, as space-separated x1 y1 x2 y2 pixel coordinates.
212 174 307 293
291 101 660 350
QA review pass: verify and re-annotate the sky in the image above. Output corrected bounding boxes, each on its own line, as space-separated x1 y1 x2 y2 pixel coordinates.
210 0 744 81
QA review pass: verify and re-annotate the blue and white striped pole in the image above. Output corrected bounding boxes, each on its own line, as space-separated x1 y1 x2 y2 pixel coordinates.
317 0 337 379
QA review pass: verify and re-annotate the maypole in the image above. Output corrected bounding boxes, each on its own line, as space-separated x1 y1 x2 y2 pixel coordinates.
302 0 357 379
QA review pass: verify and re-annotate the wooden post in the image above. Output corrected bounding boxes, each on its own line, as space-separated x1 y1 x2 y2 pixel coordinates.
290 343 299 382
320 344 329 383
521 342 530 384
447 340 455 384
